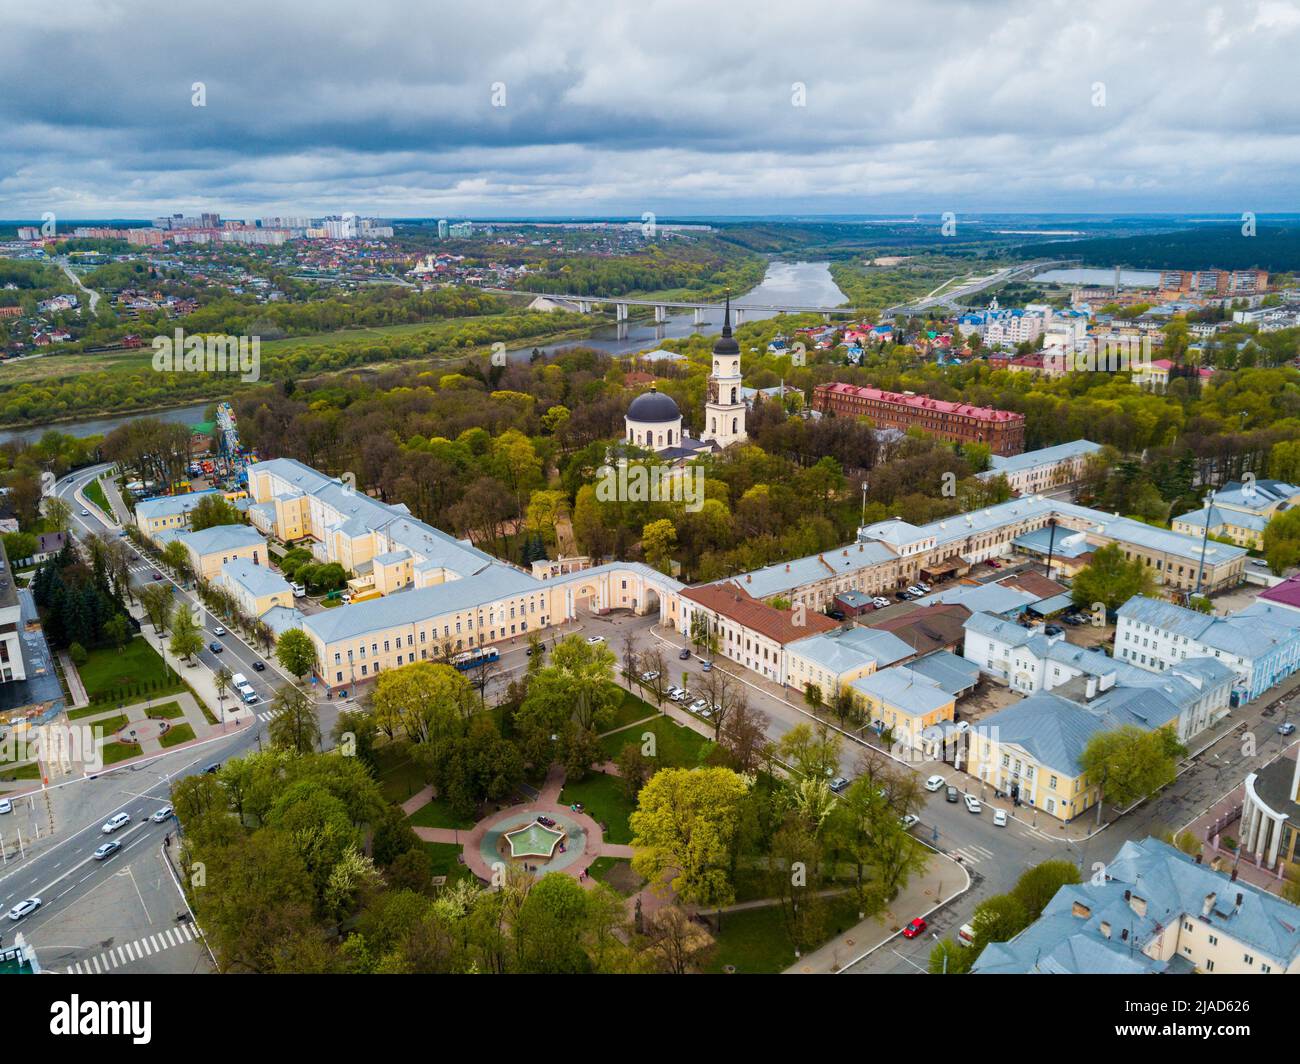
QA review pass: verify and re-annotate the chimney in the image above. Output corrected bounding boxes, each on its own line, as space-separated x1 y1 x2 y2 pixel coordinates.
1099 921 1111 939
1086 676 1098 700
746 574 752 583
1236 892 1244 908
1100 671 1116 692
1201 892 1216 918
785 564 790 572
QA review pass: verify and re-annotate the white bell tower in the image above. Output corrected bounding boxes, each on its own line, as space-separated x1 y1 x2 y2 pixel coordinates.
701 295 747 447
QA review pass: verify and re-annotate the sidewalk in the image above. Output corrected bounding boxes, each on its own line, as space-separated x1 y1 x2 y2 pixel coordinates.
785 849 969 974
58 651 89 708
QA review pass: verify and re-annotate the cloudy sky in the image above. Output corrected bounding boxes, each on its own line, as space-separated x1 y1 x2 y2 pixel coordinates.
3 0 1299 219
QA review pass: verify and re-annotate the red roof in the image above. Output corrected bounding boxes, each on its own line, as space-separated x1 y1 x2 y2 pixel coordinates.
815 382 1022 423
1259 577 1300 610
682 582 838 644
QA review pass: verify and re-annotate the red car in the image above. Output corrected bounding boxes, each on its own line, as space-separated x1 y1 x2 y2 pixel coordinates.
987 559 1001 569
902 917 927 939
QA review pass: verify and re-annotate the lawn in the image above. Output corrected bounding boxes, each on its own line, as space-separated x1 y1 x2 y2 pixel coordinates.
372 740 428 803
422 841 478 889
83 477 112 518
559 771 636 844
0 763 41 781
706 894 862 975
588 856 645 896
599 715 711 768
99 741 138 765
77 639 181 702
604 689 660 733
160 723 196 748
89 714 128 738
407 794 475 831
145 700 185 720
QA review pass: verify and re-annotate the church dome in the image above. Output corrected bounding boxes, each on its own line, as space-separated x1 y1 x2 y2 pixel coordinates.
626 387 681 423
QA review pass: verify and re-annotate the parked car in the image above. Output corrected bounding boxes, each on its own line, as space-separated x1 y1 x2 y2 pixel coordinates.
641 670 660 682
945 785 959 803
689 698 709 713
829 776 849 794
0 798 11 814
586 635 605 645
1044 625 1064 637
702 660 713 672
150 806 174 823
6 898 40 921
915 582 931 593
987 559 1001 569
872 597 891 609
901 917 927 939
1279 722 1296 736
957 922 976 947
101 812 131 834
678 647 691 660
203 762 220 774
93 840 121 861
666 685 684 699
827 608 845 621
964 794 982 814
993 809 1008 827
894 591 910 601
924 774 946 792
900 814 920 830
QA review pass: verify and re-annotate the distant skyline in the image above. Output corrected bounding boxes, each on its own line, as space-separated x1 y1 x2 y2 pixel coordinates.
5 0 1300 218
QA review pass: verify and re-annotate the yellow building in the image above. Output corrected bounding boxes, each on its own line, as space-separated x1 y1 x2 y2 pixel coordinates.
168 524 267 581
134 490 221 540
852 663 959 754
221 558 294 619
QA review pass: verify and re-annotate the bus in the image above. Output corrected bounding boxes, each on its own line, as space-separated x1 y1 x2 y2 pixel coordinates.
451 646 500 671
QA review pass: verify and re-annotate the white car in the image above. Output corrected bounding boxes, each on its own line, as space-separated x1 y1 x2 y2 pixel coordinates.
872 597 891 609
6 898 40 921
213 625 226 636
906 585 926 597
640 670 660 682
924 774 946 792
689 698 709 713
900 814 920 830
0 798 11 814
101 812 131 834
993 808 1008 826
829 776 849 793
586 635 605 645
671 690 690 703
79 508 90 517
150 805 174 823
93 840 121 861
915 582 932 593
964 794 982 814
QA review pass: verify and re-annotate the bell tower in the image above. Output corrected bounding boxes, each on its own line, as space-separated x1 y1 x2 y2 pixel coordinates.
701 294 747 447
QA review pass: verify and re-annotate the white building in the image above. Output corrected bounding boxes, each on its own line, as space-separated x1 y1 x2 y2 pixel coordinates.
700 296 747 448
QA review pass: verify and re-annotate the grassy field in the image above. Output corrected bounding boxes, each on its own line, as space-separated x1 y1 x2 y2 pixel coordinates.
604 689 660 733
99 741 138 765
145 700 185 719
599 715 711 768
159 723 196 748
558 771 636 844
0 762 41 781
77 638 180 702
90 714 128 738
588 856 645 896
706 894 861 975
407 794 475 830
372 740 428 804
83 477 112 517
422 841 478 889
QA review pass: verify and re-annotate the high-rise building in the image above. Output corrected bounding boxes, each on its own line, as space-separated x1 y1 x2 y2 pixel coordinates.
437 219 449 239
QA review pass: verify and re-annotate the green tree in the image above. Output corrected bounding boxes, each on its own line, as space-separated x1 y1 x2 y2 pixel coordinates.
188 494 243 532
641 518 678 574
1081 725 1182 822
267 684 322 755
517 634 620 734
168 601 204 662
275 627 317 683
1012 859 1081 921
1069 543 1157 612
630 766 750 913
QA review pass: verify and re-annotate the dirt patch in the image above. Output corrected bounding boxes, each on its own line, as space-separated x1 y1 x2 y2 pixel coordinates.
957 680 1022 724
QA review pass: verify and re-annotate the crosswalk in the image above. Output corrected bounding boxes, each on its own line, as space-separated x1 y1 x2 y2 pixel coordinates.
950 843 997 865
255 710 273 722
65 921 203 974
128 564 156 575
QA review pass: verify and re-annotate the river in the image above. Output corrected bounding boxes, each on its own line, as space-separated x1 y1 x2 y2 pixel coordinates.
0 260 846 446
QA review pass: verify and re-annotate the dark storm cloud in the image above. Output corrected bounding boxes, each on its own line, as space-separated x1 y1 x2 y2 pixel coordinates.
1 0 1298 215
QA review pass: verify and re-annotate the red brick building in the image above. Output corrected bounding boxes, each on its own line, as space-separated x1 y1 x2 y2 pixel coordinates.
812 382 1026 455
